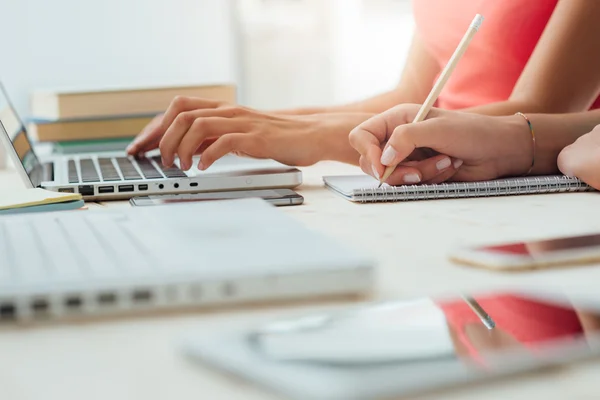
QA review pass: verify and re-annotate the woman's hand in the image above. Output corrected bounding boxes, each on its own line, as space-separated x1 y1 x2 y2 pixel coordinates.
349 104 534 185
558 124 600 190
126 97 369 170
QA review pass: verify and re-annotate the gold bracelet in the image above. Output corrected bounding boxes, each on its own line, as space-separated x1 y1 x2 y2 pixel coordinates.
515 112 536 175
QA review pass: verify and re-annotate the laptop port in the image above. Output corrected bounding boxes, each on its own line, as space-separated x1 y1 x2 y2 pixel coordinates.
158 184 164 189
189 182 198 187
118 185 134 193
58 188 75 193
132 290 152 303
97 292 117 306
64 296 82 310
138 184 148 191
78 185 94 196
0 303 16 320
98 186 115 194
30 298 49 314
174 183 179 189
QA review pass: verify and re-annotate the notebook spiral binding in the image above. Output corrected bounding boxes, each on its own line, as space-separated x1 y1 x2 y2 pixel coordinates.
356 176 593 203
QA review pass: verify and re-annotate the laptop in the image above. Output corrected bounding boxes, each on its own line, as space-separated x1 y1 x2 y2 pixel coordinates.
0 197 374 322
0 83 302 200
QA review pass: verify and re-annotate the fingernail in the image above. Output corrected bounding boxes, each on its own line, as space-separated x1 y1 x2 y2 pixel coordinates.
436 157 452 171
404 174 421 184
371 164 380 180
198 162 206 171
380 146 397 166
454 159 464 169
180 161 188 170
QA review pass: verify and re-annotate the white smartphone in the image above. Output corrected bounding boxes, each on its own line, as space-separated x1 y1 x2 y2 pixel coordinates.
449 232 600 271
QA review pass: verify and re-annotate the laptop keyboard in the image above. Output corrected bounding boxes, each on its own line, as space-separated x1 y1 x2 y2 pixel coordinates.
0 214 156 283
67 156 185 183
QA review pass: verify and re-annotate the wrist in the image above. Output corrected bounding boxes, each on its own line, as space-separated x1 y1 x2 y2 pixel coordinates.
302 113 374 164
497 114 535 177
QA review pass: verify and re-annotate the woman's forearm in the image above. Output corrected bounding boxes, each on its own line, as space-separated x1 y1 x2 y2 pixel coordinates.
500 109 600 176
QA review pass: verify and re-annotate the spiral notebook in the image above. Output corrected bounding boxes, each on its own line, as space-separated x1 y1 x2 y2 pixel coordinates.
323 175 594 203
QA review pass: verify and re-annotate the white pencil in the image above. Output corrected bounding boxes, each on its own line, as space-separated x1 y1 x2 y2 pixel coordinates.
379 14 484 186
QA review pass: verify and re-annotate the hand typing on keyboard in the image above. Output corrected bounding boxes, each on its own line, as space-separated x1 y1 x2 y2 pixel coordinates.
125 97 369 172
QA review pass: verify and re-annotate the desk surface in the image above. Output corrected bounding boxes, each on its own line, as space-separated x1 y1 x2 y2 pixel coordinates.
1 162 600 400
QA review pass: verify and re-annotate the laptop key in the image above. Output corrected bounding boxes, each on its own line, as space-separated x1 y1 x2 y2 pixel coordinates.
150 156 187 178
134 158 163 179
115 157 142 180
68 160 79 183
79 159 101 183
97 158 121 181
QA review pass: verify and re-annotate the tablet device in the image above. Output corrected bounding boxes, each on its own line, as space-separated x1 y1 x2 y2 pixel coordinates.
130 189 304 207
449 232 600 271
182 289 600 400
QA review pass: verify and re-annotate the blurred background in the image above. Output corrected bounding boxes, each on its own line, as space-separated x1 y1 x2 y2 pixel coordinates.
0 0 414 117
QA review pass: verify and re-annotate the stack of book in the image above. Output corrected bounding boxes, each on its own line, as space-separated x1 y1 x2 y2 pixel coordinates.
27 83 236 153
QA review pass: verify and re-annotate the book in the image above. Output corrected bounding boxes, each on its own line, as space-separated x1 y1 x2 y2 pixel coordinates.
0 188 84 215
51 138 132 154
31 83 237 120
323 175 595 203
27 114 155 142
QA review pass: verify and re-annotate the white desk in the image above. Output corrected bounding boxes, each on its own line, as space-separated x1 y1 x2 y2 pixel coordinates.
1 162 600 400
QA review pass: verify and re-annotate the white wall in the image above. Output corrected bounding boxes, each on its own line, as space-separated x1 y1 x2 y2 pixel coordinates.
237 0 414 110
329 0 415 104
0 0 239 117
236 0 334 110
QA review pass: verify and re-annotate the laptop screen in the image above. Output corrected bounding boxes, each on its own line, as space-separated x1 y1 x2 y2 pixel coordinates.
0 84 42 187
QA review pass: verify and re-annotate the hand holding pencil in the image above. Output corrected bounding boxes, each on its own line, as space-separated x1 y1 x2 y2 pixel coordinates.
349 14 484 187
378 14 483 186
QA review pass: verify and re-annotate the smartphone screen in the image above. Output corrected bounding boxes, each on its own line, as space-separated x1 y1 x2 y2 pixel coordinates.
131 189 303 207
480 233 600 256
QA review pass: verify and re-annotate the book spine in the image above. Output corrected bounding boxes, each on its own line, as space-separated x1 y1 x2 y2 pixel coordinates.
355 177 593 203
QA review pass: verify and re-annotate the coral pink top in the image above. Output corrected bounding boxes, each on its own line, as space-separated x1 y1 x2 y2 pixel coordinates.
412 0 600 110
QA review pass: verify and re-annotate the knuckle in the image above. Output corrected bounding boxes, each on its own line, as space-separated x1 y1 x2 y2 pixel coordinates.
190 117 207 131
390 124 410 143
174 112 191 126
172 95 189 109
220 134 236 147
348 129 361 147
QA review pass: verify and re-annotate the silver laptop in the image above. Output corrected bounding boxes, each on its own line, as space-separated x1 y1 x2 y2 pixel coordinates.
0 83 302 200
0 197 374 322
